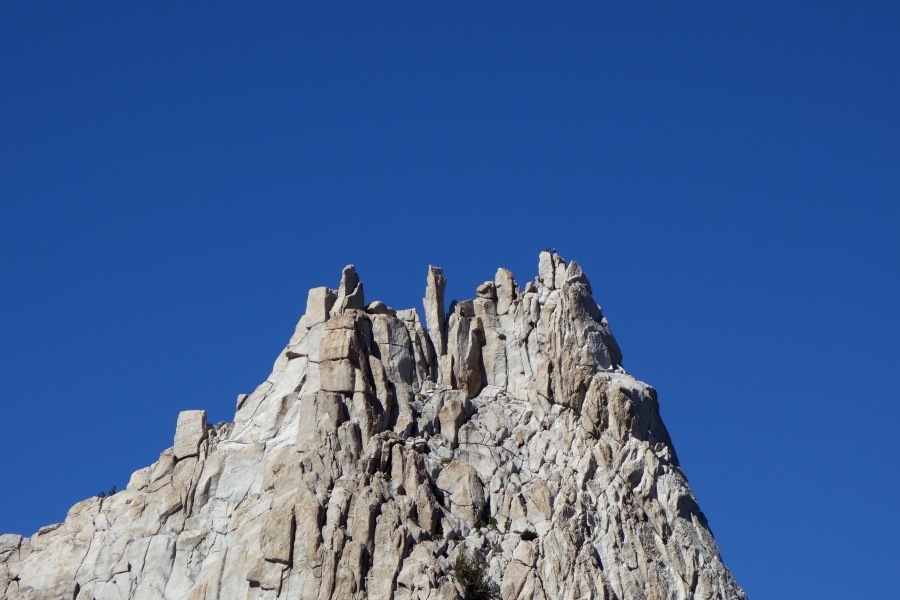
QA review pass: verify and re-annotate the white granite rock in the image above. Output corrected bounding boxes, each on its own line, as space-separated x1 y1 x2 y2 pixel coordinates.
1 255 746 600
173 410 207 460
436 460 485 528
306 286 337 326
423 265 447 358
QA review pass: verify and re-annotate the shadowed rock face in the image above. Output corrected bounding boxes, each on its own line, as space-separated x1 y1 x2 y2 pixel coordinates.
1 253 747 600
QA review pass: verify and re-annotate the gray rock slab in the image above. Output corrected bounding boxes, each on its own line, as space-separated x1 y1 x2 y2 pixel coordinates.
173 409 207 460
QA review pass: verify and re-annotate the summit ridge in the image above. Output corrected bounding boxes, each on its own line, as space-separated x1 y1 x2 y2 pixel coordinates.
1 252 746 600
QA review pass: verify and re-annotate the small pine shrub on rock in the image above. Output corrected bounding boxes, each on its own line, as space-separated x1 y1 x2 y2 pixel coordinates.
453 547 500 600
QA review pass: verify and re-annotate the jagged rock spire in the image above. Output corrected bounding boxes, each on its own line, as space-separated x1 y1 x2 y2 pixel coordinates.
332 264 365 316
423 265 447 356
1 253 745 600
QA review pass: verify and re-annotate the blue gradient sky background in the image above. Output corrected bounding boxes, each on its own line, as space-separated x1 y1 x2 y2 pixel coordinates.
2 3 898 598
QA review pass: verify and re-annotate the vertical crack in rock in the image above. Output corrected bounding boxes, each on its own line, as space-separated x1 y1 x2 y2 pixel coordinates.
2 253 747 600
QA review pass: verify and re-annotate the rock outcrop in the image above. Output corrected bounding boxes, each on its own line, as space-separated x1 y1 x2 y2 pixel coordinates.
1 253 746 600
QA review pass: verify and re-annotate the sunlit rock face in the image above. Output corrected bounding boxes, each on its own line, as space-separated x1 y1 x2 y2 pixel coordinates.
1 252 746 600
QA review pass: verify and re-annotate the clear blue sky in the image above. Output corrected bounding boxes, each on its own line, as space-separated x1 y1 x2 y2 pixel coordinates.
2 3 898 598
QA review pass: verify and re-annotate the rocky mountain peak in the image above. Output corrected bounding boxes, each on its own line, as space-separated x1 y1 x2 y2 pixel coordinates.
1 253 746 600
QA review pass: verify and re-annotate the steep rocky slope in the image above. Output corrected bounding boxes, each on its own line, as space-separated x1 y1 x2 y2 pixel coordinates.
1 253 746 600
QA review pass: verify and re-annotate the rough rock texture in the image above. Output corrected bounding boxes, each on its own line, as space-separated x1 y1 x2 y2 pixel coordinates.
1 253 746 600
